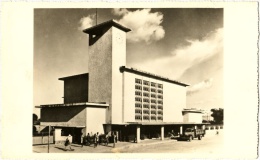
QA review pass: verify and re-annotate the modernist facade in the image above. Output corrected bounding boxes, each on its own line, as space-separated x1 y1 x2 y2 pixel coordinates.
37 20 205 143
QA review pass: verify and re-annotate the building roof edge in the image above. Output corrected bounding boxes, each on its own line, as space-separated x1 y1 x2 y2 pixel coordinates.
119 66 189 87
83 19 131 34
58 73 89 81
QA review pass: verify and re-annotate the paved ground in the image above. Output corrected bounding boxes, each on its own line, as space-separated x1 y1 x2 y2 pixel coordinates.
33 131 223 154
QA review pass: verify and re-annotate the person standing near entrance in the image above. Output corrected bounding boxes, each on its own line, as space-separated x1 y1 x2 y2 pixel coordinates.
112 132 116 148
93 133 98 148
96 132 99 145
81 133 85 147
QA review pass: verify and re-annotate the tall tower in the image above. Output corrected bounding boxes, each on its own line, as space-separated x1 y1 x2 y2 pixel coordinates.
83 20 131 124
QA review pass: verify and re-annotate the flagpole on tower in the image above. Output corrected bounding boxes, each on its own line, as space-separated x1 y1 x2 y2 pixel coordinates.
96 8 97 25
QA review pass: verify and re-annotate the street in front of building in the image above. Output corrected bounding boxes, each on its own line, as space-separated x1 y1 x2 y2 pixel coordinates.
33 130 223 154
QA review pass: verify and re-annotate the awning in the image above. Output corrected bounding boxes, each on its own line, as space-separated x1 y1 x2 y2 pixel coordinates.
35 102 109 108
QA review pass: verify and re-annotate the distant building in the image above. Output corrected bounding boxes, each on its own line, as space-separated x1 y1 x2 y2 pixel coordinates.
36 20 205 143
182 108 204 123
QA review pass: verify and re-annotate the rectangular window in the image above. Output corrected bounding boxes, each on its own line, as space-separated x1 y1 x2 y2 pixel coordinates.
157 95 163 99
151 94 156 98
143 104 149 108
135 103 141 107
151 82 156 87
135 97 142 102
135 115 142 120
143 116 149 120
157 117 163 120
135 91 142 96
143 87 149 92
143 93 150 97
135 78 142 84
143 80 150 86
158 105 163 109
158 84 163 89
143 110 149 114
151 88 156 92
158 100 163 104
151 105 156 109
157 90 163 94
158 111 163 115
151 99 156 104
135 109 142 114
151 111 156 115
151 116 156 120
135 85 142 90
143 98 149 103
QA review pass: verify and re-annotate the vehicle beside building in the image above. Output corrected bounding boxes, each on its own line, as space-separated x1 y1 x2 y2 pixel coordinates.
178 128 205 141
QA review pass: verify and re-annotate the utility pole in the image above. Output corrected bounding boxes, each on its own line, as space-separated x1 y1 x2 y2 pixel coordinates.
48 125 50 153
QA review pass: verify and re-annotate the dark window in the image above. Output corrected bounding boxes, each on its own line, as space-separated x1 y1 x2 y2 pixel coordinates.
143 87 149 91
135 78 142 84
151 88 156 92
143 81 150 86
135 91 142 96
135 85 142 90
143 93 150 97
135 115 141 120
135 103 141 107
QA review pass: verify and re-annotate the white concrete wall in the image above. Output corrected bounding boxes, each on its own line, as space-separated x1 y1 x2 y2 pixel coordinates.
123 72 137 122
163 81 186 122
111 27 126 124
123 72 187 123
183 112 203 123
86 107 106 134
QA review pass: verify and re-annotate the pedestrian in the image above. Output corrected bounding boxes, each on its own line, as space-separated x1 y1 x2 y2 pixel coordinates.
114 132 117 143
96 132 99 145
112 132 116 148
105 132 109 146
64 134 73 151
81 133 85 147
86 133 90 146
93 133 97 148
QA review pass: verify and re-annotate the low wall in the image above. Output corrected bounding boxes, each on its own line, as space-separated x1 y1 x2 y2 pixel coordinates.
33 136 54 145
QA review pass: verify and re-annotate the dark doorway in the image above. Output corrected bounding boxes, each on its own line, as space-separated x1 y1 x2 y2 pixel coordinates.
60 127 83 144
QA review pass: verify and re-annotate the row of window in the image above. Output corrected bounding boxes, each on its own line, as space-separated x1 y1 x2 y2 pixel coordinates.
135 92 163 99
135 103 163 109
135 98 163 104
135 85 163 91
135 109 163 115
135 116 163 121
135 79 163 88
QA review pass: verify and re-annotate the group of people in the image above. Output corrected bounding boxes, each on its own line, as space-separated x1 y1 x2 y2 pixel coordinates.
81 131 117 148
64 131 118 150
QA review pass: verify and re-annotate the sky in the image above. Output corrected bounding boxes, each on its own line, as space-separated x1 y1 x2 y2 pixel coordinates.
34 8 223 116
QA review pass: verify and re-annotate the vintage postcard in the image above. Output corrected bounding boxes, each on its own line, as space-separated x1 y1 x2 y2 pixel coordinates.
1 1 258 159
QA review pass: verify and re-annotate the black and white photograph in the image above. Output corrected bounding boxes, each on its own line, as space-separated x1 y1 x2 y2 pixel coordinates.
33 8 224 153
1 2 258 159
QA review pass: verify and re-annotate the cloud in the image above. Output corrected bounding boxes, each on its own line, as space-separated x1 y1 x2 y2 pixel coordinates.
113 8 165 44
130 28 223 80
113 8 128 16
187 78 213 95
78 15 95 30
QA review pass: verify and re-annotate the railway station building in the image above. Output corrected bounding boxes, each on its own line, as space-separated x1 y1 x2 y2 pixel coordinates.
36 20 205 143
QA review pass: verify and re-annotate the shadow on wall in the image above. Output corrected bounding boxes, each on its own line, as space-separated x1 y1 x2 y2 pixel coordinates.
41 106 85 122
